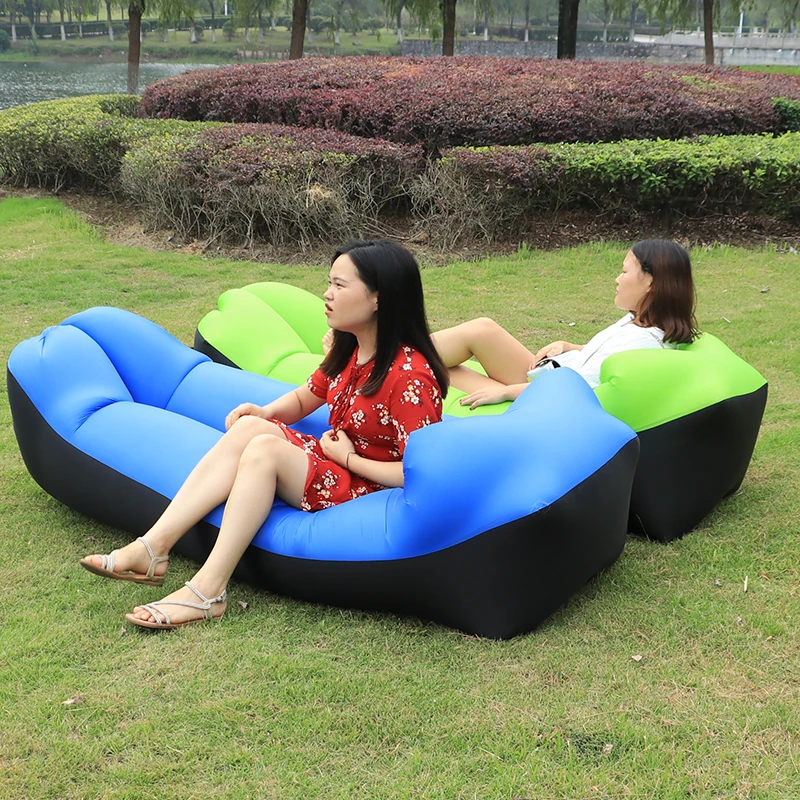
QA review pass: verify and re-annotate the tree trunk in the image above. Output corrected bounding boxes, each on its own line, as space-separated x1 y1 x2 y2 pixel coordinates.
59 1 66 40
396 5 403 43
441 0 456 55
703 0 714 64
127 3 142 95
289 0 308 59
209 0 216 43
628 0 636 41
557 0 579 58
524 0 530 42
106 1 114 41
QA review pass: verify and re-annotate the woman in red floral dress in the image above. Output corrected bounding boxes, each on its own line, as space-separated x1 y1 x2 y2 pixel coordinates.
80 240 448 629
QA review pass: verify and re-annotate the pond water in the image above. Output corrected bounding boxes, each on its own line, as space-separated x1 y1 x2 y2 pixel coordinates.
0 61 219 110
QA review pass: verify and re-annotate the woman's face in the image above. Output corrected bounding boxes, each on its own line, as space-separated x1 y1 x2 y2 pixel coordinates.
323 254 378 335
615 251 653 314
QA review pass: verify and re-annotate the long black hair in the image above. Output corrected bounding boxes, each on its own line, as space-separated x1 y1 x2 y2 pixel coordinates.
631 239 698 345
320 240 449 397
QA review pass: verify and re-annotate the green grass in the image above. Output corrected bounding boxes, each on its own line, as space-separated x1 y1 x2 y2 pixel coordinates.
1 196 799 799
739 65 800 76
0 26 401 64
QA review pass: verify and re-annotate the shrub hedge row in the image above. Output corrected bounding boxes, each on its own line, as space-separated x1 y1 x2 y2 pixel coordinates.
139 57 800 152
0 95 213 193
120 124 423 245
412 134 800 244
2 91 799 246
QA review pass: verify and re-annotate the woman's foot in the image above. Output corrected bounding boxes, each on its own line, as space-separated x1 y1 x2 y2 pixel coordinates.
79 536 169 586
125 581 228 630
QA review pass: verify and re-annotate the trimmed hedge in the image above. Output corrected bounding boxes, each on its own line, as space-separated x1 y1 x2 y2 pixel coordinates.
139 57 800 152
412 133 800 244
3 92 799 246
120 124 423 244
0 95 212 192
0 95 420 244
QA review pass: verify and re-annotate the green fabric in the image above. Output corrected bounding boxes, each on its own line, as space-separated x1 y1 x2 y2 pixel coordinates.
594 333 767 432
197 283 326 376
197 283 765 428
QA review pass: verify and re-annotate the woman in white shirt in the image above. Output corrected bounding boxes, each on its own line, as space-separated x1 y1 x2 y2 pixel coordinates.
433 239 698 409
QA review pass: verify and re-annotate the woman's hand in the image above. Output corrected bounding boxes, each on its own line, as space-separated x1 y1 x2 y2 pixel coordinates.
320 429 355 468
225 403 267 430
322 329 334 356
459 386 511 410
531 340 575 367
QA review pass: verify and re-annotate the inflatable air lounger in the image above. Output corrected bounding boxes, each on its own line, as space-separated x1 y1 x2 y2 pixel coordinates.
196 282 768 543
8 307 639 639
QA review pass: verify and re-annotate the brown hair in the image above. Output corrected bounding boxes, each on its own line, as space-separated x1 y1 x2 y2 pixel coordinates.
631 239 697 345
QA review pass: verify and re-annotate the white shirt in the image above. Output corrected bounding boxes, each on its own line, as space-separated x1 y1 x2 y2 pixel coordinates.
555 313 674 388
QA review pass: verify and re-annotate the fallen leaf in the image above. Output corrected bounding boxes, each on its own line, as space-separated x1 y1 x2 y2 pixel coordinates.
120 627 128 636
743 576 748 593
631 654 643 662
237 600 249 611
760 286 770 293
714 578 722 587
62 695 86 706
735 616 745 626
568 322 576 327
722 316 731 323
602 743 614 756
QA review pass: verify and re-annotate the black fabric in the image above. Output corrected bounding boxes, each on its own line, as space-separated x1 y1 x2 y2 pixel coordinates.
629 384 768 542
193 331 240 369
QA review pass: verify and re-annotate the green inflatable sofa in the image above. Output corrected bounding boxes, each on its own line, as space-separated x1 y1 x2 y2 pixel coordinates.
195 282 768 542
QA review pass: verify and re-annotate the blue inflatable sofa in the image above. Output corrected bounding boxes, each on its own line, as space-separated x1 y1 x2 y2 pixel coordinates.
8 307 640 639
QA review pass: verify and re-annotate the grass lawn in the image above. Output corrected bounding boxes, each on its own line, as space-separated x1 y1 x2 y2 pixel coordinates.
0 26 402 63
1 195 798 799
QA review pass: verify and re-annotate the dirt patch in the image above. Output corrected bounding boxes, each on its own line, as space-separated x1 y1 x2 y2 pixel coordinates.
19 188 800 264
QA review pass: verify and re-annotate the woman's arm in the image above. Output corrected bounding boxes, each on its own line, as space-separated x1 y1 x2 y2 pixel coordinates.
225 386 325 430
320 430 405 488
531 340 583 366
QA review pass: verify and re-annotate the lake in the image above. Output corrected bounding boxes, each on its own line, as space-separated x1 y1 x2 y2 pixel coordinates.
0 61 219 110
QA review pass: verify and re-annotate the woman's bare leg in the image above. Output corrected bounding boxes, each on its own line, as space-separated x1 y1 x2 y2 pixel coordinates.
432 318 535 385
129 434 309 625
82 416 288 577
447 365 512 395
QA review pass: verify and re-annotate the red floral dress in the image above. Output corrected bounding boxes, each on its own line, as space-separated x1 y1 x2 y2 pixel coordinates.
273 345 443 512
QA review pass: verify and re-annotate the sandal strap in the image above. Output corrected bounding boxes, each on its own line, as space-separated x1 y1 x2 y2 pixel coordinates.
184 580 227 607
136 536 169 579
137 582 227 627
100 551 116 572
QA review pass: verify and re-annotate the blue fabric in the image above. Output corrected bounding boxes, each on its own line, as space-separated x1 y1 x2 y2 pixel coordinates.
9 307 638 561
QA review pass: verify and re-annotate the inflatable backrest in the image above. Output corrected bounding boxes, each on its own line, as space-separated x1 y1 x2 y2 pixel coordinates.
195 283 327 376
595 333 767 432
62 307 209 408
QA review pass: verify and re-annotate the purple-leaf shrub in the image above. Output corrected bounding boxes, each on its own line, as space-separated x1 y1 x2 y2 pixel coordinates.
140 57 800 151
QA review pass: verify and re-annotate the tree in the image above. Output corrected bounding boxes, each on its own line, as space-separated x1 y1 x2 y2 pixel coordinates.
289 0 308 57
128 1 143 93
703 0 714 63
556 0 580 57
57 0 67 39
105 0 114 40
127 0 196 94
440 0 455 53
8 0 19 42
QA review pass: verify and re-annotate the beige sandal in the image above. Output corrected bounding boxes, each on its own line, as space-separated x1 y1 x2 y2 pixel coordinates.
79 536 168 587
125 581 227 630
